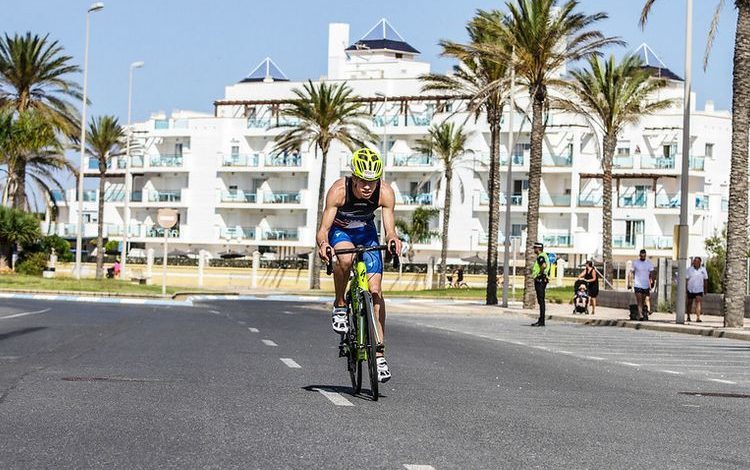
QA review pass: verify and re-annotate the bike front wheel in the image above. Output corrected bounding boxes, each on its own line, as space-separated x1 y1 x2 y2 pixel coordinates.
361 291 379 401
346 309 361 394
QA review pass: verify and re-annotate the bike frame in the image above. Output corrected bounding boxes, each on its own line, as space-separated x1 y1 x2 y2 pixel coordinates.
347 252 376 361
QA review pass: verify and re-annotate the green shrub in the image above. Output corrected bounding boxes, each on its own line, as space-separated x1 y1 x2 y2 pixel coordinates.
41 235 73 262
15 252 49 276
104 240 120 255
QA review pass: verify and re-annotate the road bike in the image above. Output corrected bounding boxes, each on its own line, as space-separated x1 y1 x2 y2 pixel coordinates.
325 242 399 401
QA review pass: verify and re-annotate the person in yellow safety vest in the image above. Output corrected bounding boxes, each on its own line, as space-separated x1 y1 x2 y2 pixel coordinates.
531 241 551 327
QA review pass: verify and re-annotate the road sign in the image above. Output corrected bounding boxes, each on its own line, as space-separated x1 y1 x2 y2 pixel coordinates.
157 208 178 229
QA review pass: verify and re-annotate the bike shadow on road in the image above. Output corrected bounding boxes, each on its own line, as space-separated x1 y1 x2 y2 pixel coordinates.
0 327 47 342
302 384 387 401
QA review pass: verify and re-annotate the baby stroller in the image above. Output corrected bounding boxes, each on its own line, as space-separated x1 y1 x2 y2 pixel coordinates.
573 279 590 314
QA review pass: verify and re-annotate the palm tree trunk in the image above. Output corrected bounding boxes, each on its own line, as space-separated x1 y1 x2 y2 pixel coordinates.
723 2 750 328
485 116 501 305
311 147 328 290
523 89 545 309
602 133 616 289
10 165 27 210
95 171 105 280
439 166 453 289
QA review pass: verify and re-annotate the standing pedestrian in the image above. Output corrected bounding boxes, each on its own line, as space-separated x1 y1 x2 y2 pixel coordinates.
578 260 599 314
685 256 708 322
628 249 655 321
531 242 550 327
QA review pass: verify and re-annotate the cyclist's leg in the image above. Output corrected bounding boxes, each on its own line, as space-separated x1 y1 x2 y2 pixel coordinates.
368 272 385 350
328 227 356 306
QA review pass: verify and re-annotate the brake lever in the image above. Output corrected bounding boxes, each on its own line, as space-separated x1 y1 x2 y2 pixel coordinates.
325 246 333 276
389 241 400 269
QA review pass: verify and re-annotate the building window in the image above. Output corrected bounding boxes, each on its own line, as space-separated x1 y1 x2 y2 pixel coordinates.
616 147 630 156
511 224 527 238
705 143 714 158
231 145 239 157
395 53 403 59
174 142 183 156
663 143 677 158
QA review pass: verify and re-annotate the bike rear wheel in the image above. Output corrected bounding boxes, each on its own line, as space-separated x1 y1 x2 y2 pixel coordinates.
362 291 379 401
346 309 361 394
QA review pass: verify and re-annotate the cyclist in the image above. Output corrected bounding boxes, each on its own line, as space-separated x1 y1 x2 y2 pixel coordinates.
316 148 402 383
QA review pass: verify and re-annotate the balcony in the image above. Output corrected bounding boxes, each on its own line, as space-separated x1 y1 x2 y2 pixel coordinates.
149 154 183 168
397 193 433 206
372 115 399 128
223 154 259 168
613 155 633 169
146 226 180 238
87 158 110 170
655 194 680 209
542 154 573 167
148 190 182 203
261 191 302 204
408 111 433 127
543 234 572 247
104 224 140 237
578 194 602 207
689 156 705 171
641 156 675 170
50 190 66 203
391 154 434 167
619 194 647 208
103 189 125 202
645 235 673 250
221 190 257 203
695 195 710 210
82 190 97 202
130 191 143 202
220 226 255 240
247 117 272 129
540 194 571 207
117 155 144 169
613 235 636 249
264 153 302 168
262 228 299 241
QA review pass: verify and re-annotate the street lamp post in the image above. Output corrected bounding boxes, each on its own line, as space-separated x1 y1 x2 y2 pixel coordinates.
74 2 104 280
120 60 144 281
375 92 388 166
675 0 693 325
501 57 516 307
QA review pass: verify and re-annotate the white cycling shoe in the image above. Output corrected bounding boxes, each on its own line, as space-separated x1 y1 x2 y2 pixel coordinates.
376 357 392 383
331 306 348 334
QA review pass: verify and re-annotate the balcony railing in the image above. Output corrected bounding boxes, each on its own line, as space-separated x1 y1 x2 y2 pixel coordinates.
540 194 571 207
619 194 647 208
645 235 673 249
131 191 142 202
372 115 400 128
88 158 111 170
262 228 299 241
689 156 705 171
613 155 633 169
262 191 302 204
103 190 125 202
613 235 636 249
148 190 182 203
641 156 675 169
497 193 524 206
264 153 302 167
117 155 144 169
51 190 66 202
146 226 180 238
543 234 572 247
149 154 184 167
655 195 680 209
220 226 255 240
542 154 573 167
221 190 257 203
223 154 260 167
398 193 433 205
247 117 272 128
578 194 602 207
392 154 434 167
82 190 97 202
408 111 433 126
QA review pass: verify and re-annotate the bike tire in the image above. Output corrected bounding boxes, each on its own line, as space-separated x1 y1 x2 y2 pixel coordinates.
362 291 379 401
347 309 360 394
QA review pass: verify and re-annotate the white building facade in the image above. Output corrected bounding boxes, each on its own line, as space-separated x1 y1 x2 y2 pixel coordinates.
48 20 732 265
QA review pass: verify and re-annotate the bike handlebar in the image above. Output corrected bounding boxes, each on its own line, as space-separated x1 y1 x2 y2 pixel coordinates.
324 241 399 275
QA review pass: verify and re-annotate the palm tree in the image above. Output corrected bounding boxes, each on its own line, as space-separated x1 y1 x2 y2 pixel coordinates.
421 9 510 304
86 115 125 280
0 205 41 269
272 80 376 289
640 0 748 327
0 110 74 210
0 32 81 137
483 0 621 308
415 122 470 288
395 207 440 262
557 54 671 287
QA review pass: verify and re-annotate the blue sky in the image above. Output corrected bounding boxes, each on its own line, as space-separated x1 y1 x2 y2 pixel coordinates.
3 0 737 124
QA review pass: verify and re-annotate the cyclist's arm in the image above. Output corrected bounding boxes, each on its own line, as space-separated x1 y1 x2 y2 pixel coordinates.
316 179 345 261
379 182 402 255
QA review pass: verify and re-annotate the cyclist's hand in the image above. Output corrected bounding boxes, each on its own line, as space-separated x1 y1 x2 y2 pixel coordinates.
318 243 332 263
387 237 402 258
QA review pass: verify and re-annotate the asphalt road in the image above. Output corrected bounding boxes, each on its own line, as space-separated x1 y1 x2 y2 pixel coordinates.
0 298 748 469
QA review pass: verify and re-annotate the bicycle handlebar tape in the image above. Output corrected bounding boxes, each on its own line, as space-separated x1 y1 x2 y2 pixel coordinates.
389 241 400 269
325 247 333 276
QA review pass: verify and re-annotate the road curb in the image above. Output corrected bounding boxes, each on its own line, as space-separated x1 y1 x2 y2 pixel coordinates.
501 308 750 341
0 292 189 306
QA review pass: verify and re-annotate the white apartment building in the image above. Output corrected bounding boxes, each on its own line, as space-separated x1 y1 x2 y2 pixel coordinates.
48 20 732 265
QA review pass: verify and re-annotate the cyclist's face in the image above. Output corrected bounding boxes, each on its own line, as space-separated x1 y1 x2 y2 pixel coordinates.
352 176 377 199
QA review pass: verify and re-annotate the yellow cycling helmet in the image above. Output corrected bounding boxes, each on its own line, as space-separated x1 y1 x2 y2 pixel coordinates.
351 148 383 181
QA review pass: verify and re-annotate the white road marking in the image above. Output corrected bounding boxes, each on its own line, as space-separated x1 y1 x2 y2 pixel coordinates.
0 308 51 320
238 321 246 325
660 370 683 375
248 327 259 333
262 339 278 347
280 358 301 368
120 298 147 305
618 361 642 367
585 356 605 361
210 310 220 314
708 378 737 384
558 350 573 354
404 465 436 470
314 388 354 407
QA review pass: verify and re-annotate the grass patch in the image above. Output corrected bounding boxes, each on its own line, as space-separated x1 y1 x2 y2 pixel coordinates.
387 286 573 303
0 273 184 296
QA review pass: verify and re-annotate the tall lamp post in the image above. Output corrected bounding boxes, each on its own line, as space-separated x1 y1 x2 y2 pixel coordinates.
120 60 144 281
675 0 693 325
501 56 516 307
375 91 388 239
74 1 104 280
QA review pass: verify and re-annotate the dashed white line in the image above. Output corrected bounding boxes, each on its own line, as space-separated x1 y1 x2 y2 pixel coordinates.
314 388 354 407
210 310 220 314
404 465 436 470
585 356 605 361
557 350 573 355
0 308 51 320
262 339 278 347
280 358 301 368
618 361 642 367
708 378 737 385
237 321 246 325
248 327 259 333
660 370 683 375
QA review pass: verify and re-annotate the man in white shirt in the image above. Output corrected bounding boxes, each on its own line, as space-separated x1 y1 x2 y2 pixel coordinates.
629 249 655 320
686 256 709 322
